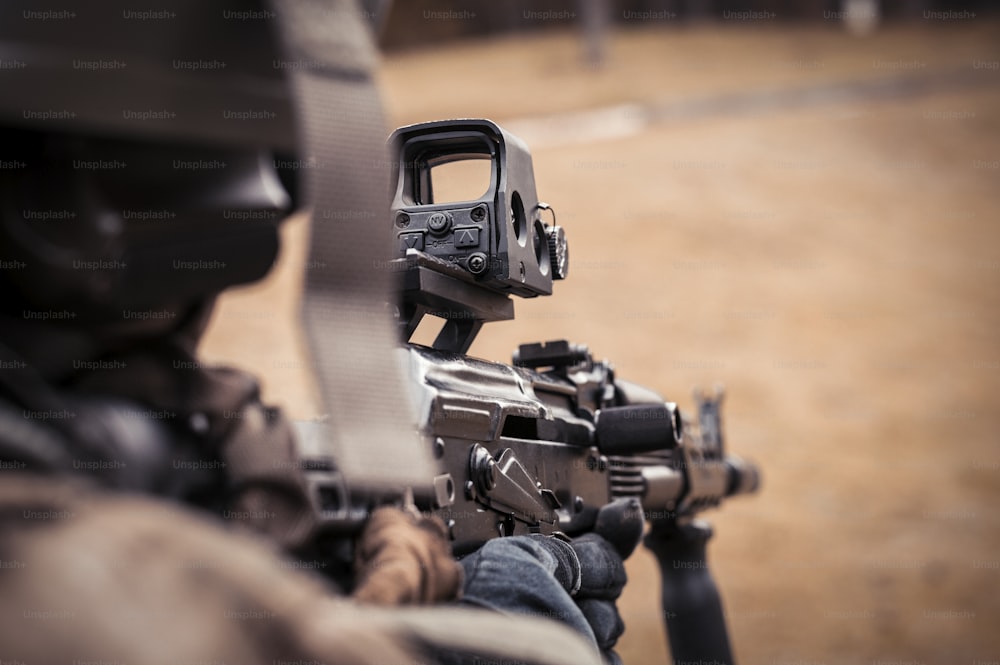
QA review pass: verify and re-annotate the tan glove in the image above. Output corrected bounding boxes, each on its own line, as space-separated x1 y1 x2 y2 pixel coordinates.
352 506 463 605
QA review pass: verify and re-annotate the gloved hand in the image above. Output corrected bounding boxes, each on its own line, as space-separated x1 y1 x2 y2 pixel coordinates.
570 497 645 663
352 506 464 605
459 498 643 665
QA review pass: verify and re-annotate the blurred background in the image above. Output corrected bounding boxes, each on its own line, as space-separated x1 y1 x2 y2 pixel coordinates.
201 2 1000 664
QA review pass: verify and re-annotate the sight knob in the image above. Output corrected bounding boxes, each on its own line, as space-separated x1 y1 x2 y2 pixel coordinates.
547 225 569 280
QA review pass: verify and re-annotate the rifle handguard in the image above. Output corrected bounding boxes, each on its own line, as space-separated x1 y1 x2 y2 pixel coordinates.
595 404 683 455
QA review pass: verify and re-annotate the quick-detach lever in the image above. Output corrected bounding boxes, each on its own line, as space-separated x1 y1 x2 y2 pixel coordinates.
468 443 560 525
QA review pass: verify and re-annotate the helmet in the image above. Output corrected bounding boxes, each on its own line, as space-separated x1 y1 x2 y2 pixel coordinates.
0 1 295 148
0 1 297 369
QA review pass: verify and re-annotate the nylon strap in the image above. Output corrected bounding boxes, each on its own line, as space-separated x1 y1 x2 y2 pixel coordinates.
271 0 436 490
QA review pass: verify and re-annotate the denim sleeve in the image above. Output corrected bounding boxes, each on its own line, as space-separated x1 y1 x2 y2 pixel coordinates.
457 534 598 646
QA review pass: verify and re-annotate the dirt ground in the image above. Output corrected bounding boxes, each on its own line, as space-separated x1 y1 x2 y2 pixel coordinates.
200 20 1000 665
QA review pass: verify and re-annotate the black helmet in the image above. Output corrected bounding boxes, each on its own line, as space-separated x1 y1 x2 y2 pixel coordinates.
0 1 297 363
0 1 295 149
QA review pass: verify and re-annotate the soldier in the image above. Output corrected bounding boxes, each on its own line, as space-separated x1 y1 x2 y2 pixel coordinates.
0 1 634 664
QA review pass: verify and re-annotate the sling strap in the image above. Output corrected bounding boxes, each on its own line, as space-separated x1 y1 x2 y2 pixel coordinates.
271 0 437 491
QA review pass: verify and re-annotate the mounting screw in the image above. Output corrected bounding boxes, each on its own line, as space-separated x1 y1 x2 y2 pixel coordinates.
471 205 487 222
574 496 585 513
395 212 410 228
433 437 445 460
468 252 488 275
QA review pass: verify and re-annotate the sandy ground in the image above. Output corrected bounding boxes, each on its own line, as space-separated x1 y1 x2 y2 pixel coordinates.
201 20 1000 665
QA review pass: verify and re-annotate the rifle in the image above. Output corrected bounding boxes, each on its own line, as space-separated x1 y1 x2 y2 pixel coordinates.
296 119 761 664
